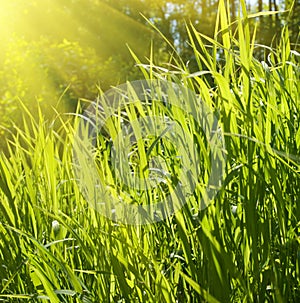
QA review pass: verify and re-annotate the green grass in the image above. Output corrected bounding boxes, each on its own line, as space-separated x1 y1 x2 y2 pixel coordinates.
0 1 299 302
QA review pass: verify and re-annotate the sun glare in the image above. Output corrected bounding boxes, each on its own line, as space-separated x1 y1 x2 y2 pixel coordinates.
0 1 17 46
0 0 153 126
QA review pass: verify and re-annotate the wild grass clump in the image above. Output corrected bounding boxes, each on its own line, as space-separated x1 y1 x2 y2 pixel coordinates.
0 0 299 302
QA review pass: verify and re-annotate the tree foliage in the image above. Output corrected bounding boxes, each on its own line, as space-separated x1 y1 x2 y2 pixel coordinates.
0 0 299 146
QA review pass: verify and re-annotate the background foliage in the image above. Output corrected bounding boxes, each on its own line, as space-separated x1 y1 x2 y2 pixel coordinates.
0 0 299 145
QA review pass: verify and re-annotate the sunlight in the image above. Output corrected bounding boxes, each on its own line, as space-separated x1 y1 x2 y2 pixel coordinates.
0 0 152 56
0 0 154 131
0 1 18 49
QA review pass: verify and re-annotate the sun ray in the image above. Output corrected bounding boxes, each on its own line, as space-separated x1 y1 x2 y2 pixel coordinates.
0 0 156 124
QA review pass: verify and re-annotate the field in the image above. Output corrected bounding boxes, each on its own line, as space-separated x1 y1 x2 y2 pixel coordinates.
0 1 299 302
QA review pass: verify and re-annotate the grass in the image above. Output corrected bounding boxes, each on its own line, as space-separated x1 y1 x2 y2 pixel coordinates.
0 0 299 302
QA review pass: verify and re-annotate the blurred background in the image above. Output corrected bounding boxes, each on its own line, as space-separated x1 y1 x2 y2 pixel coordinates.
0 0 299 149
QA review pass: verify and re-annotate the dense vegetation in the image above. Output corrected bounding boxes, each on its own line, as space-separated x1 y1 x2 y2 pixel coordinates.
0 0 299 302
0 0 299 141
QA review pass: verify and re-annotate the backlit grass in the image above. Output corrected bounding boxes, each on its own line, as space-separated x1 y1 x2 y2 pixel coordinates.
0 1 299 302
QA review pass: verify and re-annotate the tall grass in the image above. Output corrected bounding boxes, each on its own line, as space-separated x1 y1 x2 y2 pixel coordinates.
0 1 299 302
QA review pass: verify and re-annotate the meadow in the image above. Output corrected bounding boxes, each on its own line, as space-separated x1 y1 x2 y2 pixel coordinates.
0 1 299 302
